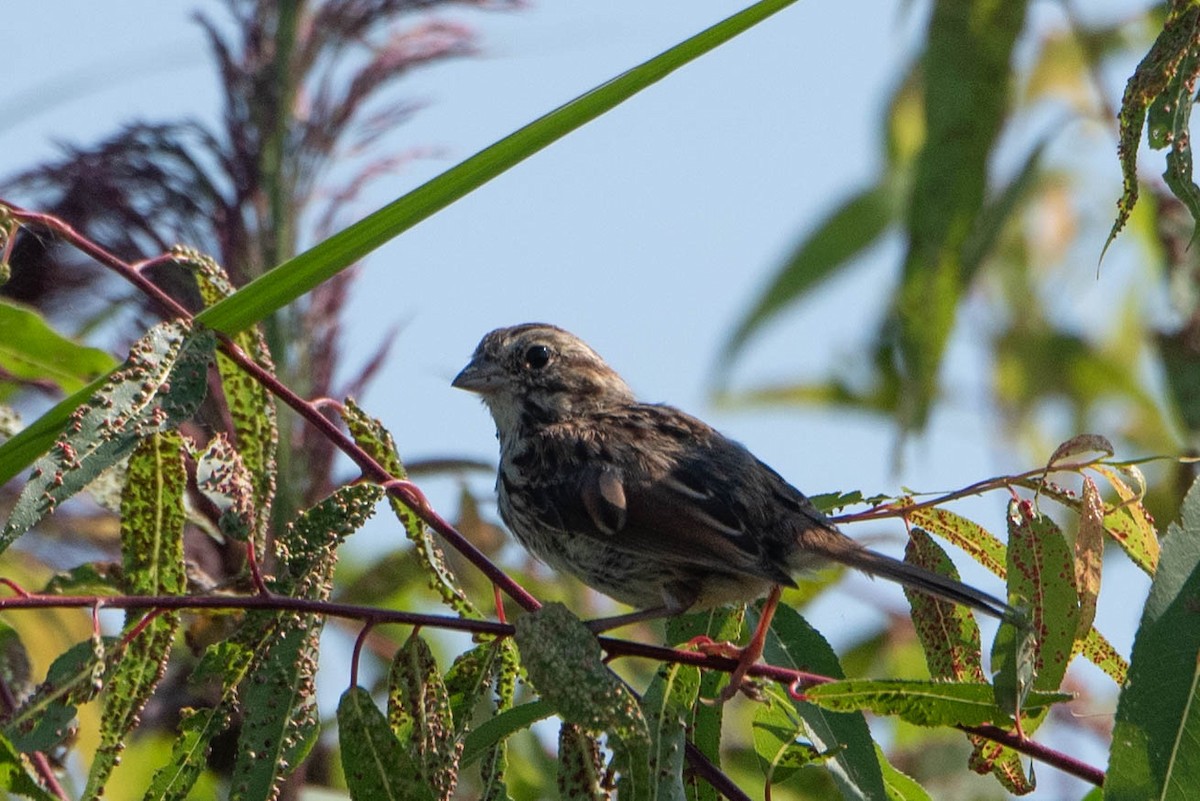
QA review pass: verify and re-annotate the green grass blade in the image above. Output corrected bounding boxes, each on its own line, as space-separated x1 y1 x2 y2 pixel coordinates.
195 0 799 336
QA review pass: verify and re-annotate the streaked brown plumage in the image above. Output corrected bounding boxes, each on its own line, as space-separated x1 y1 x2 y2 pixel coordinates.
453 323 1013 629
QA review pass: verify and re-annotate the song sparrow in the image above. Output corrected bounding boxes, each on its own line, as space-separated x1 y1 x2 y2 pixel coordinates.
453 324 1013 691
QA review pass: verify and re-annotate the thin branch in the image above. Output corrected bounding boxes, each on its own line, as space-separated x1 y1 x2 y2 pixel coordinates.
831 459 1108 524
0 588 1105 787
961 723 1106 787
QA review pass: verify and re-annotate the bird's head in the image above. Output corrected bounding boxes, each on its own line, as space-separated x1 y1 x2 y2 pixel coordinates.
453 323 634 432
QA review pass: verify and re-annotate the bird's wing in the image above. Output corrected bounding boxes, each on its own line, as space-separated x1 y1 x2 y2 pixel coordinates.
554 443 799 587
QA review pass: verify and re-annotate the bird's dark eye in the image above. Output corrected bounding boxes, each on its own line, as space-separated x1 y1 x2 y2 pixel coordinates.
524 344 552 369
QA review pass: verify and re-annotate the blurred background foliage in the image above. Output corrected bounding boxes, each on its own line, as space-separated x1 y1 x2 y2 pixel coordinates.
1 0 1198 798
716 0 1200 530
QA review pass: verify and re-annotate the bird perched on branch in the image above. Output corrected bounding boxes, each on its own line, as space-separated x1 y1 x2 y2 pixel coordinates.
453 323 1015 698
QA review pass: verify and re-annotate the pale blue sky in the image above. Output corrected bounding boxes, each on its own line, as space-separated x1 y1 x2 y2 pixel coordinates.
2 3 1152 795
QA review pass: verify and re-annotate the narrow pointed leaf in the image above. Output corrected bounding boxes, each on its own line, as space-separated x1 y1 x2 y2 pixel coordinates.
803 680 1068 727
1 321 214 549
667 607 742 801
906 506 1007 579
1092 464 1159 574
558 722 610 801
641 661 700 801
894 0 1027 428
388 633 461 801
904 529 986 683
757 602 889 801
143 642 254 801
0 299 116 399
993 500 1078 726
460 700 554 769
0 732 57 801
719 182 897 373
84 432 187 798
1106 475 1200 801
1108 1 1200 251
230 484 381 800
339 686 432 801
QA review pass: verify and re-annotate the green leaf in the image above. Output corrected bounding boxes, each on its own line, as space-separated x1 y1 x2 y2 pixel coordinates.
342 399 481 618
193 0 800 337
5 637 113 753
756 602 890 800
1090 464 1160 575
460 700 554 769
178 247 278 543
905 531 1030 788
0 732 57 801
640 661 700 801
906 506 1007 579
275 482 383 593
894 0 1028 429
0 322 214 551
83 431 187 798
479 640 520 801
1106 474 1200 801
229 484 382 800
513 604 649 797
0 299 116 399
904 529 986 683
875 744 932 801
229 615 322 801
120 431 188 597
752 688 830 788
803 679 1067 728
557 722 610 801
1008 500 1080 694
444 642 499 740
718 182 897 375
142 642 254 801
388 633 461 801
666 608 743 801
1108 2 1200 251
339 686 433 801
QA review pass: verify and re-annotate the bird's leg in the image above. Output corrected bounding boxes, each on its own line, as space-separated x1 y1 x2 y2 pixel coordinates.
688 585 782 702
585 605 672 633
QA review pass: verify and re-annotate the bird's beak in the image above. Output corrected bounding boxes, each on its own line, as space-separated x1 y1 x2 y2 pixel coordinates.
451 358 503 394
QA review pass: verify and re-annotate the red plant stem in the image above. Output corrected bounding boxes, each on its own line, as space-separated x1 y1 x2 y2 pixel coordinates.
350 622 374 689
962 723 1106 787
4 204 542 614
684 741 752 801
832 461 1104 525
0 589 1105 787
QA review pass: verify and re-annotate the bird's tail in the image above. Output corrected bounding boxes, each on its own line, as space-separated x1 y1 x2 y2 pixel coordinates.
797 527 1017 623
